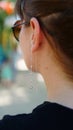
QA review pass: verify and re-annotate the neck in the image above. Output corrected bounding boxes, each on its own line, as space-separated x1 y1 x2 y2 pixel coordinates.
40 59 73 109
37 38 73 109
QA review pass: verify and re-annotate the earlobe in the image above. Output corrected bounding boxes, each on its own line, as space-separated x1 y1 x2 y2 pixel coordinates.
30 17 42 52
31 40 39 52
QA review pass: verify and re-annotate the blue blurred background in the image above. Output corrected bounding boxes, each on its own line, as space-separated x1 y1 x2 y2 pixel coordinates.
0 0 47 119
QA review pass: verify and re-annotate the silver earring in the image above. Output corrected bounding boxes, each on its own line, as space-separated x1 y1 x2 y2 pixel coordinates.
28 41 33 89
30 41 33 71
29 41 38 90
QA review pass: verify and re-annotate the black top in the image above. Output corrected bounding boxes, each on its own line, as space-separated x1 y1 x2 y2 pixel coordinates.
0 101 73 130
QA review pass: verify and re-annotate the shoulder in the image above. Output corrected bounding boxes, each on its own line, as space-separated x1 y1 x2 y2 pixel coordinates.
0 102 53 130
0 101 72 130
0 112 35 130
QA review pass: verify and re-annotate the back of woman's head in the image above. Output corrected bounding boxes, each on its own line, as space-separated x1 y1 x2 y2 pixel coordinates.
15 0 73 81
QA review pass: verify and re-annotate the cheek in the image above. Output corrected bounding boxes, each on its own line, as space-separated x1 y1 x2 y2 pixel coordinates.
23 45 31 69
19 29 31 69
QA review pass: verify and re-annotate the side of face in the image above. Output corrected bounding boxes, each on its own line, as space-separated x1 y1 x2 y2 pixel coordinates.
19 18 43 71
19 24 32 69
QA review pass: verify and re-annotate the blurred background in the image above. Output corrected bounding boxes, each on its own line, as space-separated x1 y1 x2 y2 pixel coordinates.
0 0 47 119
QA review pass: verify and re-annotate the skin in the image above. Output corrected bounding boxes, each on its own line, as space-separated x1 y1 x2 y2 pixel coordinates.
19 17 73 109
19 22 32 69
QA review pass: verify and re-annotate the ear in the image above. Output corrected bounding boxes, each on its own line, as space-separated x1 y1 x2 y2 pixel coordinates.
30 17 42 52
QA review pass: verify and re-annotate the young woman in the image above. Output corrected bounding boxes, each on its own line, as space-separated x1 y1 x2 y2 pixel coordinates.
0 0 73 129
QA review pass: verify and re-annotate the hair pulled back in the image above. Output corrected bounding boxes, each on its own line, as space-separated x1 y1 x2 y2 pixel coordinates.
15 0 73 81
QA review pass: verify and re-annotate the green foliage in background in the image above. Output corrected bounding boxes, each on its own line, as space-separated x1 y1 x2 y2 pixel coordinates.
0 10 8 43
0 0 17 52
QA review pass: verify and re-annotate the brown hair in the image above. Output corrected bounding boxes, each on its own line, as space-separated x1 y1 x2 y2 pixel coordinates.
15 0 73 81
